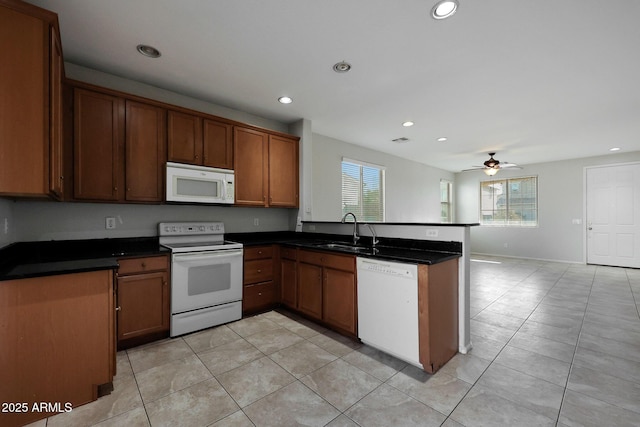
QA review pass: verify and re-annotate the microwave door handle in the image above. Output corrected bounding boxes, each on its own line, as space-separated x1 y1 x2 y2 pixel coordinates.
222 177 227 201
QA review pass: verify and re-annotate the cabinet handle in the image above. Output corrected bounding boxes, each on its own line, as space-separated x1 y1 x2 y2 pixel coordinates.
141 262 146 268
258 292 262 296
195 155 199 160
115 306 121 311
257 269 262 273
114 187 118 192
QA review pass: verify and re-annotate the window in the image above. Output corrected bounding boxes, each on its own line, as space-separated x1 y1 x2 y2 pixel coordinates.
480 176 537 226
440 180 453 223
341 158 385 222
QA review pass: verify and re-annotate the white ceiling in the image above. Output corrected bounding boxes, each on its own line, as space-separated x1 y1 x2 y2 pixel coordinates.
27 0 640 172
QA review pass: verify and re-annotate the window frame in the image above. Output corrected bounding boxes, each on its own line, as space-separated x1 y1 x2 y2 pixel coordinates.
341 157 386 222
479 175 538 227
440 179 453 223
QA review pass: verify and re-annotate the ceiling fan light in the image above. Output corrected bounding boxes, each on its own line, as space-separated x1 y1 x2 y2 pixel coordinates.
484 167 499 176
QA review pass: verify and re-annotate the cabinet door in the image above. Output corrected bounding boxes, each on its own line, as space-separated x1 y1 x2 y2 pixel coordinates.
0 6 48 196
323 267 357 334
49 26 64 199
268 135 299 207
167 110 202 164
117 271 169 341
234 127 268 206
297 262 323 320
125 101 166 202
74 89 123 200
203 118 233 169
280 258 297 308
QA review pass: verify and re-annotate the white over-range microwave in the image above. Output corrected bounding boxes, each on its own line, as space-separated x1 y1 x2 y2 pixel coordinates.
166 162 235 204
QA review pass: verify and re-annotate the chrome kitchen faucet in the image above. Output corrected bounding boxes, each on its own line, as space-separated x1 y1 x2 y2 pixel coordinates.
341 212 360 245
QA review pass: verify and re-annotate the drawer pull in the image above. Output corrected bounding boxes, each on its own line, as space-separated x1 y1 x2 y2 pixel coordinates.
141 262 146 268
257 269 262 273
258 292 262 296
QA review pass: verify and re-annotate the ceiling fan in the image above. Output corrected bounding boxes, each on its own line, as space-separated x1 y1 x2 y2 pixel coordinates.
463 152 521 176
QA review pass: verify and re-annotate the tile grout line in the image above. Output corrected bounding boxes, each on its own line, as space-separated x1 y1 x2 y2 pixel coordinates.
552 264 596 427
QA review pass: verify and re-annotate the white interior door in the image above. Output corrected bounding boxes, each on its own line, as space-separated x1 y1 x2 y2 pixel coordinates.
586 163 640 268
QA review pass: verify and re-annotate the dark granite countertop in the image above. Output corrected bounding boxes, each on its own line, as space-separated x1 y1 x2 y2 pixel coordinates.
0 229 462 281
0 237 169 281
227 231 462 265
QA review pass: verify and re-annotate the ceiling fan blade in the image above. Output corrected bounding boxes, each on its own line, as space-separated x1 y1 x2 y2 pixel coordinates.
500 163 522 169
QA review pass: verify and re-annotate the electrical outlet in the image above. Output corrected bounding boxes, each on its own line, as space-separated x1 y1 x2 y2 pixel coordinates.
105 217 116 230
253 218 259 226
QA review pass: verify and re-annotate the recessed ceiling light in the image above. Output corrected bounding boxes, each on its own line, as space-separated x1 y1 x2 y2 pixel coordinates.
278 96 293 104
333 61 352 73
609 147 621 152
431 0 459 20
402 121 414 127
136 44 161 58
437 137 448 142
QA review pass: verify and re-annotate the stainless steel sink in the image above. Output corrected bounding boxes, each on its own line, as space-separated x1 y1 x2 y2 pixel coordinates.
313 243 374 253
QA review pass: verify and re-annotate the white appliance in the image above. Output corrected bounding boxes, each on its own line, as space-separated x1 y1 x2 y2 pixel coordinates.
166 162 234 204
356 257 422 368
159 222 243 337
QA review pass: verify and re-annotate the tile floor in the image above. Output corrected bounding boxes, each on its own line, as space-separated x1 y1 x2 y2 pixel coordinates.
29 256 640 426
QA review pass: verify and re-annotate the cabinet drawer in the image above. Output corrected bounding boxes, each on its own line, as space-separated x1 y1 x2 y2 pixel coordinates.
298 250 355 272
243 281 276 312
118 255 168 275
244 258 273 284
244 245 273 260
280 246 297 260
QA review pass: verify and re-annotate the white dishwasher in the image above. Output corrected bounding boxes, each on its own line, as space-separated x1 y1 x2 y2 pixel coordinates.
357 257 422 368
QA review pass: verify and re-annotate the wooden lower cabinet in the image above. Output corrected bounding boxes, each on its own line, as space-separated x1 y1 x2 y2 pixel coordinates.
0 270 115 427
280 247 297 309
296 249 357 335
116 255 169 349
418 259 459 373
323 267 356 334
297 261 323 319
242 245 277 314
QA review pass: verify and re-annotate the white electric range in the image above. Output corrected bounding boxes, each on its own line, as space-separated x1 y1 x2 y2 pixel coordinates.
159 222 243 337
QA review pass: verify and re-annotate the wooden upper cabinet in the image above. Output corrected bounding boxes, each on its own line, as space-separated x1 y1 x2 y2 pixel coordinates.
203 118 233 169
268 134 299 207
233 127 299 207
234 127 268 206
168 111 233 169
49 26 64 199
0 2 62 197
167 110 202 164
74 88 124 201
125 101 166 202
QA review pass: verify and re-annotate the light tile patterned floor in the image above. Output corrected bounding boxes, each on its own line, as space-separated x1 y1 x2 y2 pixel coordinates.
30 256 640 426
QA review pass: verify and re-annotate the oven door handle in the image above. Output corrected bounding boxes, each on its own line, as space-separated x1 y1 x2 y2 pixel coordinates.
173 250 243 262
